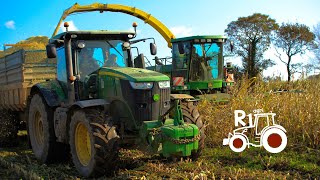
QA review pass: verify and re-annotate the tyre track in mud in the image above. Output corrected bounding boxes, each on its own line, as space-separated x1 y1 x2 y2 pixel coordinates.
0 135 79 179
0 136 154 179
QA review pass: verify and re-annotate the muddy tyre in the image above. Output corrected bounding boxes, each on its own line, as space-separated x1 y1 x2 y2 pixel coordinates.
28 94 57 163
69 109 119 177
0 110 19 147
180 101 206 159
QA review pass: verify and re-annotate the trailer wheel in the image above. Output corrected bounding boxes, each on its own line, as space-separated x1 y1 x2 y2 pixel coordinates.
28 94 56 163
229 134 247 152
180 101 206 159
262 128 287 153
69 109 119 177
0 110 19 147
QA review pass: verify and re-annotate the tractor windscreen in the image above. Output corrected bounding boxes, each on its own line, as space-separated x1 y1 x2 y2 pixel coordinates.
190 42 222 81
77 40 129 78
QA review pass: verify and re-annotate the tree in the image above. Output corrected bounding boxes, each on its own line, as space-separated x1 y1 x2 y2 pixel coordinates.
313 23 320 66
225 13 278 79
274 23 315 81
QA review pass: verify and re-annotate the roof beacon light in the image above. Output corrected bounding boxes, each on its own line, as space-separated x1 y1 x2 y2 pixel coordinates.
132 22 138 37
64 22 69 32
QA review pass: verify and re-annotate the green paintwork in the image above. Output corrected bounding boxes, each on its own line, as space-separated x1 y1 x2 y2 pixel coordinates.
171 35 227 43
188 80 222 90
173 100 184 126
99 67 169 82
161 123 199 157
146 65 172 74
138 100 199 157
36 80 67 102
171 80 222 91
140 119 199 157
223 81 235 86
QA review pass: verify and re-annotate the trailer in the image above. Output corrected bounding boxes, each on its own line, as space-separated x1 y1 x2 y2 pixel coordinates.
0 49 56 145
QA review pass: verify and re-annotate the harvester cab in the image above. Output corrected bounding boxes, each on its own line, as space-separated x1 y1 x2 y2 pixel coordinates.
149 36 230 99
172 36 226 93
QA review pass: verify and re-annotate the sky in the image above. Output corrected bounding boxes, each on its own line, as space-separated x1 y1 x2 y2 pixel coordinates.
1 0 319 79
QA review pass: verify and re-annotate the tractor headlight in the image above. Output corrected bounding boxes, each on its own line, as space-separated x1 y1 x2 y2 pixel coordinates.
130 82 153 89
158 81 170 88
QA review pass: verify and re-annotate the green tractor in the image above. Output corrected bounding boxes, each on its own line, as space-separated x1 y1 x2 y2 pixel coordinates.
147 35 234 101
25 23 205 177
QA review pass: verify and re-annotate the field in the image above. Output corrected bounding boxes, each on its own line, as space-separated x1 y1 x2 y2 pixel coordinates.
1 78 320 179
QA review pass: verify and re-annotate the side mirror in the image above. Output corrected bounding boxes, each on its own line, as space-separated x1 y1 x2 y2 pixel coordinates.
134 53 146 69
46 44 57 58
150 43 157 55
178 42 185 54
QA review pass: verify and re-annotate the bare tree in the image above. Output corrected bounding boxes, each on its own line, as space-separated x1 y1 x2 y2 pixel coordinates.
313 23 320 66
274 23 315 81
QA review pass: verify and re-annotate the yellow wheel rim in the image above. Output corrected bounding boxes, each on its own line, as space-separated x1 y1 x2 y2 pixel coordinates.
34 111 44 147
75 122 92 166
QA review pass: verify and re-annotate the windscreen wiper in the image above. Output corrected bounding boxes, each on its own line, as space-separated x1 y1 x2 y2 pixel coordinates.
106 40 123 57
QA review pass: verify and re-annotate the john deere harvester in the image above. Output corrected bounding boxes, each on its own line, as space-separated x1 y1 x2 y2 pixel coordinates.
149 35 232 100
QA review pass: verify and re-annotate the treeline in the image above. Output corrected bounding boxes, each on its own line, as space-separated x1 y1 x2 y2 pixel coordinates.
224 13 320 81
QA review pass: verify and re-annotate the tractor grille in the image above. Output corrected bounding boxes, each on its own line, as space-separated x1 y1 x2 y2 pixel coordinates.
121 81 170 124
160 88 170 115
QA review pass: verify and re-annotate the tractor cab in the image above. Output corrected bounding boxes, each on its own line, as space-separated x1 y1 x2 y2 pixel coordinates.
170 36 227 94
46 30 159 101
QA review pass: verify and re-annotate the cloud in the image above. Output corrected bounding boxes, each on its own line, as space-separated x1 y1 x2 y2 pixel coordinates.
60 21 78 32
5 20 15 29
170 26 193 37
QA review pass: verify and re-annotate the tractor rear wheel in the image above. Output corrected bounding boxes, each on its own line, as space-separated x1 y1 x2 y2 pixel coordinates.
69 109 119 177
28 94 56 163
180 101 206 159
0 110 19 147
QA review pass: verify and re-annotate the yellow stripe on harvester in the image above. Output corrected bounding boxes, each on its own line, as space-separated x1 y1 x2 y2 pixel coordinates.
99 71 127 79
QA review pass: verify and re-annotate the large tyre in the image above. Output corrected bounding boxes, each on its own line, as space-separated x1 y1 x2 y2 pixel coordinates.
180 101 206 159
28 94 56 163
0 110 19 147
69 109 119 177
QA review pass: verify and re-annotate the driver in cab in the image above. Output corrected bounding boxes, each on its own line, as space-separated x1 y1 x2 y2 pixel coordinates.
78 47 99 79
104 51 119 67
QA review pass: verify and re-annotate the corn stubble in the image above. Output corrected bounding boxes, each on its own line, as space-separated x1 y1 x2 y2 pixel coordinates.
200 77 320 149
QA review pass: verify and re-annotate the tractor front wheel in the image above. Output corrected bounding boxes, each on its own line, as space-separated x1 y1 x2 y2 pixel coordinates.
69 109 119 177
180 101 206 159
28 94 56 163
